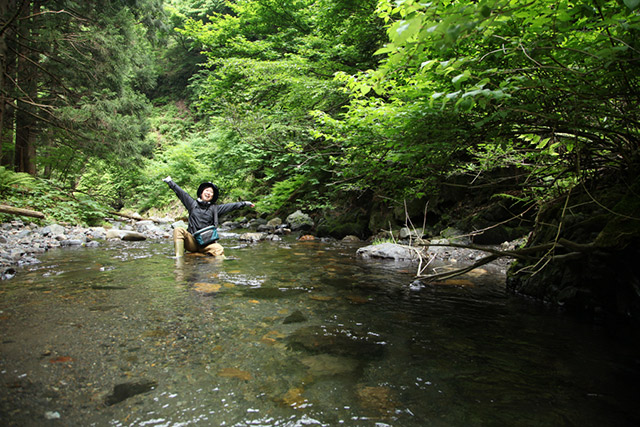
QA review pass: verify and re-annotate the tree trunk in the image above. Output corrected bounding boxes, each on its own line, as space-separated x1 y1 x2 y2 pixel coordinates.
0 204 45 219
0 0 20 167
13 0 37 175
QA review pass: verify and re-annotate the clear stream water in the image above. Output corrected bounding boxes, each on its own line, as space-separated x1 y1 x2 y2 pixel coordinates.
1 233 639 426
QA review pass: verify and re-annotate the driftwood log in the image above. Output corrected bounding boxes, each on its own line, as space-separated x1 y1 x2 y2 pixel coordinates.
108 211 163 224
0 204 45 219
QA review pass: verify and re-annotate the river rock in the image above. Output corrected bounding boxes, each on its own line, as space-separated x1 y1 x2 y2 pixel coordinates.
283 309 307 324
288 326 385 358
399 227 426 240
286 210 313 231
440 227 471 244
256 223 275 232
171 220 187 230
267 217 282 227
135 220 156 232
300 354 358 376
106 230 123 239
59 239 83 247
87 227 107 239
105 379 157 405
249 218 267 228
356 243 425 262
106 230 146 241
121 231 146 241
238 232 266 243
40 224 65 237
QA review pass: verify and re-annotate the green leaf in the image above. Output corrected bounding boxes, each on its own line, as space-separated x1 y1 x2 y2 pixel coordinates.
374 44 396 56
624 0 640 10
452 71 470 89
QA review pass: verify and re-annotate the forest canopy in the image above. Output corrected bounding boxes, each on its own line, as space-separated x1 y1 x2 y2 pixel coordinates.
1 0 638 231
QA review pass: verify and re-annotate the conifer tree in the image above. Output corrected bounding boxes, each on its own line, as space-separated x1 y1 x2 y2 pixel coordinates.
0 0 164 180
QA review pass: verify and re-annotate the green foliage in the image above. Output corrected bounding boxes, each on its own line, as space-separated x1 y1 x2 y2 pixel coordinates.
1 178 111 226
258 174 309 213
177 0 387 213
6 0 637 235
0 167 36 193
76 159 144 210
316 0 640 207
371 237 395 245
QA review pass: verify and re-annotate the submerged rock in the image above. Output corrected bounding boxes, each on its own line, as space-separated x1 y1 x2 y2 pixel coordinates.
357 385 396 415
105 379 157 405
288 326 385 358
283 309 307 324
300 354 359 376
218 367 251 381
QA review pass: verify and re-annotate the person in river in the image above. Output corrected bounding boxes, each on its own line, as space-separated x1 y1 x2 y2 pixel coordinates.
162 176 254 258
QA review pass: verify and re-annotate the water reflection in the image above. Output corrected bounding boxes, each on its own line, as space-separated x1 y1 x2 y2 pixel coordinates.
0 237 639 426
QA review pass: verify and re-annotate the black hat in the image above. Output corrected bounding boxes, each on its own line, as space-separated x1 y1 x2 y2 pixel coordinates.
197 182 219 203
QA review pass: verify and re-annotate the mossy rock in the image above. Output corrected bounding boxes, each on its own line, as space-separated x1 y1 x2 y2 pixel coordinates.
507 172 640 322
316 210 370 239
317 221 368 239
595 178 640 248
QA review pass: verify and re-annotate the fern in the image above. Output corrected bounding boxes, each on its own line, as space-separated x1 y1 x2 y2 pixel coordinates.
0 166 36 193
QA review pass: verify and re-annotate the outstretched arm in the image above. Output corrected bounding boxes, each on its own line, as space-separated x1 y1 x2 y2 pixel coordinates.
162 176 195 211
217 201 254 216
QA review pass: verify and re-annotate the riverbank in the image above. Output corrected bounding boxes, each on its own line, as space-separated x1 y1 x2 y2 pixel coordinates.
0 218 171 280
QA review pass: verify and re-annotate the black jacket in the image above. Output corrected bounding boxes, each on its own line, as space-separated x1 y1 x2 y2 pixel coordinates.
166 180 250 234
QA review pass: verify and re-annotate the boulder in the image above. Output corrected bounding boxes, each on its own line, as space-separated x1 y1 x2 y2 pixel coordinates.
135 220 156 232
267 217 282 227
356 243 424 262
286 210 314 231
121 231 146 241
87 227 107 240
106 230 146 241
40 224 65 237
248 218 267 228
238 232 266 243
440 227 471 245
256 224 275 233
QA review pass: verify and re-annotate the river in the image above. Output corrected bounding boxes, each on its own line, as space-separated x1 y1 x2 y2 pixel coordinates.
1 233 639 426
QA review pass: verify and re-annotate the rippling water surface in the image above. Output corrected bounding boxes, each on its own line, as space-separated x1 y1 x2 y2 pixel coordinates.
1 234 639 426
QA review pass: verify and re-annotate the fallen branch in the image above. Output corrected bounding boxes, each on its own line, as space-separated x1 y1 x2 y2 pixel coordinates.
417 238 599 282
426 241 550 260
418 254 500 282
0 204 45 219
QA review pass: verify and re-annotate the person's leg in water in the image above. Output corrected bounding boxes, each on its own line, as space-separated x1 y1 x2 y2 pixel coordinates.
173 228 199 257
203 242 225 258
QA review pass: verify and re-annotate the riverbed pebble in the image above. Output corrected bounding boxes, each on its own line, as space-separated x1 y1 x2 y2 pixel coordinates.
0 218 176 276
